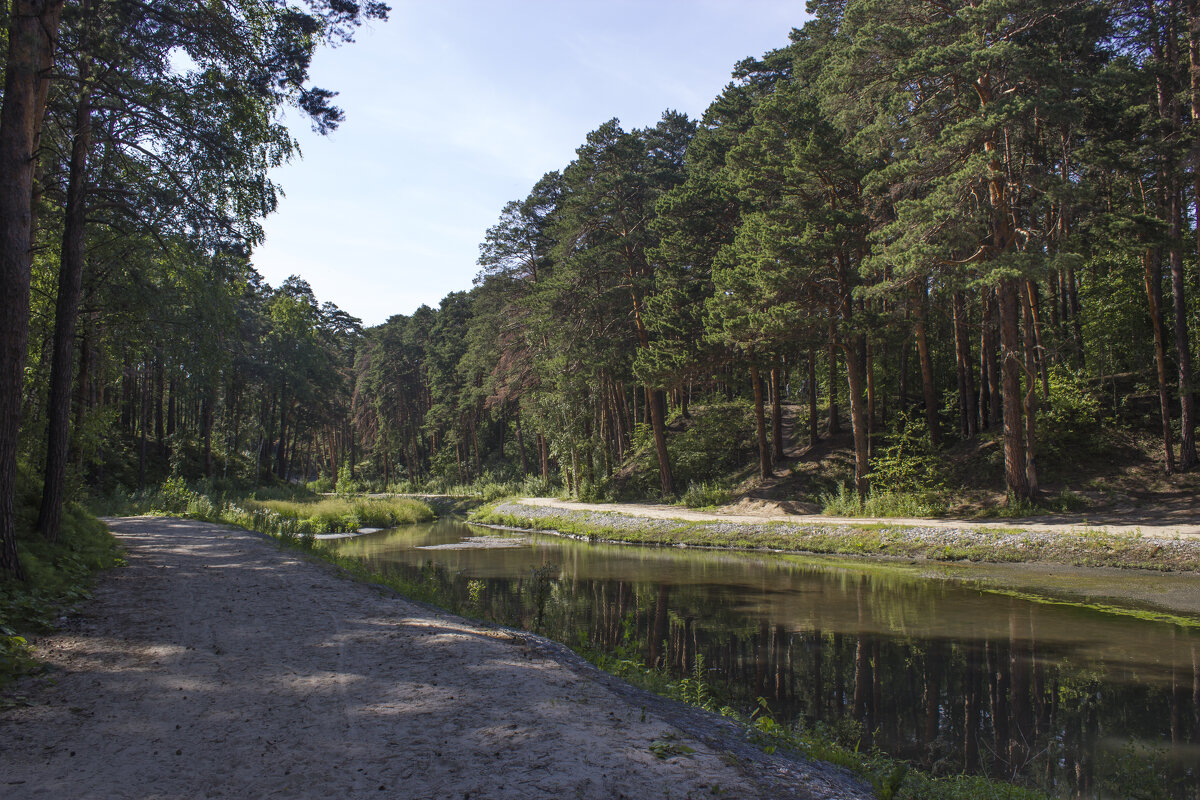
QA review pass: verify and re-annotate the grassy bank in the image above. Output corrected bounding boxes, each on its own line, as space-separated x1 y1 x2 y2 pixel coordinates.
473 501 1200 572
95 478 435 535
2 472 123 690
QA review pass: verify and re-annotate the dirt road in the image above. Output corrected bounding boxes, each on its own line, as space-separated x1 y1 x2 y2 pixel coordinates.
0 517 867 800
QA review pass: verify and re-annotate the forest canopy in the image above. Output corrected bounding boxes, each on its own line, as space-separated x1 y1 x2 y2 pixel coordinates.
7 0 1200 577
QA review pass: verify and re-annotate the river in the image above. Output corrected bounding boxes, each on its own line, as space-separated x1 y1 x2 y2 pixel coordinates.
332 517 1200 798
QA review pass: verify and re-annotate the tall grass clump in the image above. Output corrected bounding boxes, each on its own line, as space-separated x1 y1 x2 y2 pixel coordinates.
92 477 434 538
820 485 947 518
679 482 733 509
250 496 433 532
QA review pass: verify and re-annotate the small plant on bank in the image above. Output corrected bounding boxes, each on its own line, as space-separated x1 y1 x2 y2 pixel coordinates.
680 482 733 509
820 484 948 518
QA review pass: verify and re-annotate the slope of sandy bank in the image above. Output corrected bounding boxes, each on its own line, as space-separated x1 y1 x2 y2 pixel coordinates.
0 517 868 800
517 496 1200 538
487 498 1200 618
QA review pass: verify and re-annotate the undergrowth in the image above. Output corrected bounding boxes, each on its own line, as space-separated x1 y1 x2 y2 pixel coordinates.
92 477 434 535
2 469 123 690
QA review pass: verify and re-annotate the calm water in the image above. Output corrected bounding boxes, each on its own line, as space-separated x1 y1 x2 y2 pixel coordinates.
333 518 1200 798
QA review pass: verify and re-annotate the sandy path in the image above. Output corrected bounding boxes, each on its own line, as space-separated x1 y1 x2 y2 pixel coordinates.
0 517 867 800
516 496 1200 539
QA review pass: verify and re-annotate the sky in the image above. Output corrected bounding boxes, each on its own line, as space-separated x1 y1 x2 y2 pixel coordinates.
251 1 811 327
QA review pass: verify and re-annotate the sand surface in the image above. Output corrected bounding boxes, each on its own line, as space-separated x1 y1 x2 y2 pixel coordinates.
0 517 867 800
517 496 1200 538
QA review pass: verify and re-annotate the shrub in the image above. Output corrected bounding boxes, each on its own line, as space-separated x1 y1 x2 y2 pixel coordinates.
821 484 947 518
680 482 733 509
1037 366 1107 461
669 402 752 486
867 413 945 495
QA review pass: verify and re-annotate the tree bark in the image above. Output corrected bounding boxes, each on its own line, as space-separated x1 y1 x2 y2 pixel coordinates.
36 37 93 541
914 283 941 448
0 0 66 577
647 387 673 496
1145 248 1177 473
999 278 1030 501
842 338 871 501
751 363 771 481
1020 283 1040 501
827 316 840 435
769 364 784 462
953 291 977 438
807 348 818 446
1171 189 1197 468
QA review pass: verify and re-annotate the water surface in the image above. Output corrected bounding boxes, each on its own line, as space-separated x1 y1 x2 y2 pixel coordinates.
333 517 1200 798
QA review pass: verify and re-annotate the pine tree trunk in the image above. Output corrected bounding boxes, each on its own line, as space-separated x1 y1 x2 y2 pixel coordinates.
1026 281 1051 399
751 363 771 481
515 407 527 475
0 0 66 578
539 433 550 482
953 291 978 438
36 45 92 542
865 340 875 448
1020 284 1041 501
1171 190 1197 468
73 317 91 468
999 278 1030 501
827 317 840 435
807 348 818 446
984 286 1003 430
647 387 673 495
770 364 784 461
1145 248 1177 473
843 339 871 501
914 286 941 448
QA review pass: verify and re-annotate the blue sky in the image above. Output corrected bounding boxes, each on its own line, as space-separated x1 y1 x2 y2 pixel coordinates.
251 1 810 326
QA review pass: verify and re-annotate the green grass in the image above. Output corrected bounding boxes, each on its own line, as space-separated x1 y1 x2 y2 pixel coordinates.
249 496 433 532
820 484 948 518
91 477 436 536
472 501 1200 571
678 481 733 509
2 469 123 689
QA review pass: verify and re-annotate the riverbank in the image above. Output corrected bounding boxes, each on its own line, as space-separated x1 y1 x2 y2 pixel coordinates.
0 517 867 800
476 498 1200 617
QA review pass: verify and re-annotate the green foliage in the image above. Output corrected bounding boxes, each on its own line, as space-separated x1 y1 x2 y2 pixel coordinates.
90 478 433 537
1037 366 1108 462
249 496 433 533
335 463 363 496
1 470 122 688
668 402 752 486
868 414 946 495
820 485 948 518
679 482 733 509
307 476 334 493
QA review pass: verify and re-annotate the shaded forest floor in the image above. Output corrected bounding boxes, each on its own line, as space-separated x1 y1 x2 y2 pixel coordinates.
671 402 1200 525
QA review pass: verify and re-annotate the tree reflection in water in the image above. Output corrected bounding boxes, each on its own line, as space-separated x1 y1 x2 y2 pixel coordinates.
337 523 1200 798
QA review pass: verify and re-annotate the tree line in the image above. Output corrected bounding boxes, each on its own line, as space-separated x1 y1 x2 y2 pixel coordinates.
1 0 385 579
8 1 1200 580
355 1 1200 506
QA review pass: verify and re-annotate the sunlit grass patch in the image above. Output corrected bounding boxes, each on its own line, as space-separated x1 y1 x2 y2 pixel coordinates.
250 496 434 532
